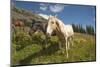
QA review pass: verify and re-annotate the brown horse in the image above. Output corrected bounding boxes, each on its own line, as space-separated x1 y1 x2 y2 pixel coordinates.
12 20 25 31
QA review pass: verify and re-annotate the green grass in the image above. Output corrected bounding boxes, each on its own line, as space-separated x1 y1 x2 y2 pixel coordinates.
11 29 96 65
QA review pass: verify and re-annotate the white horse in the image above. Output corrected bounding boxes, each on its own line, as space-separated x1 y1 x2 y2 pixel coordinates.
46 15 74 58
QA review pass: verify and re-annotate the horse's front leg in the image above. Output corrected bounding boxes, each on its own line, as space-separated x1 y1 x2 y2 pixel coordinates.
44 35 49 48
71 36 74 46
59 38 65 54
59 39 62 50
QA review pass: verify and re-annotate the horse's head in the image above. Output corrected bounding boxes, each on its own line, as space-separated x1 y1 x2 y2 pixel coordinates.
46 15 58 37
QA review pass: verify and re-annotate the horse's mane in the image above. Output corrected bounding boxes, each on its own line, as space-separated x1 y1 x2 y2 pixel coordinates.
55 17 65 32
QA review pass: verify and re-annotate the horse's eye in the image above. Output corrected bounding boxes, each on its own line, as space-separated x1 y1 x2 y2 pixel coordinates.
52 22 54 24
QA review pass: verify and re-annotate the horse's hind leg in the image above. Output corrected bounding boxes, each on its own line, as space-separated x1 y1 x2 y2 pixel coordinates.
67 38 70 50
65 37 68 58
68 36 74 48
71 36 74 47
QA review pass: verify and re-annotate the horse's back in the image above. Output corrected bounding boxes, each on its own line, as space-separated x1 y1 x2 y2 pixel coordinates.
31 21 47 34
13 20 24 27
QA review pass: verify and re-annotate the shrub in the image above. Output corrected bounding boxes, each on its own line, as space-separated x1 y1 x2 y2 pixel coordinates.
31 32 46 45
12 30 32 50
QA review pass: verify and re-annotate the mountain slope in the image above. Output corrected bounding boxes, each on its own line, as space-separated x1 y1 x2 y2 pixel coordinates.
11 6 47 27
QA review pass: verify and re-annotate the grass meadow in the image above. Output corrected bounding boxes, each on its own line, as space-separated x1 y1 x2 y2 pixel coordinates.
11 28 96 65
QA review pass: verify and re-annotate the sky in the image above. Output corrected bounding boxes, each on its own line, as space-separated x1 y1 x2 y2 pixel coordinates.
12 1 96 29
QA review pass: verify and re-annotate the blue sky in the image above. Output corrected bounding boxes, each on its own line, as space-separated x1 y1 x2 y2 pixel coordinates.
12 1 96 29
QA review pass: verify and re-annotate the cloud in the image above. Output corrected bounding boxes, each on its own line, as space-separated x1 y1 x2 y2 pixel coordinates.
38 13 49 20
40 3 48 11
49 4 65 13
40 6 48 11
39 3 65 13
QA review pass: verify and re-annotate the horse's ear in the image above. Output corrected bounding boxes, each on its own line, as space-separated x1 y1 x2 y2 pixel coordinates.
48 15 52 20
55 14 57 18
48 15 51 19
50 15 52 17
